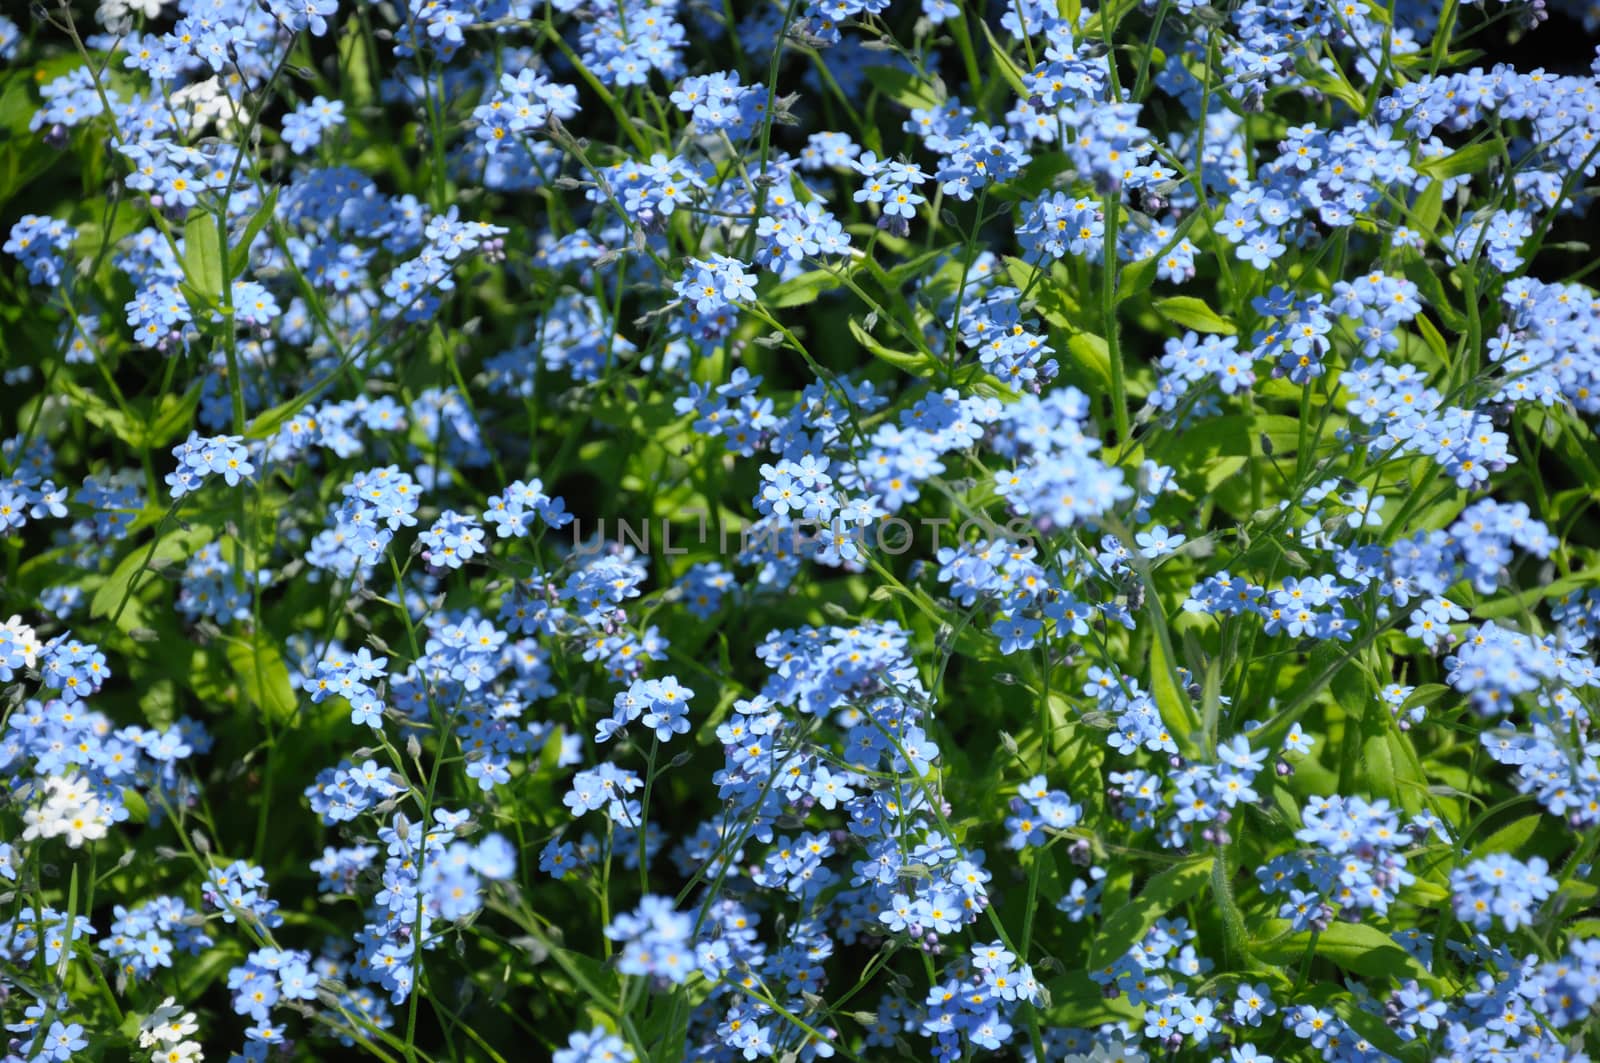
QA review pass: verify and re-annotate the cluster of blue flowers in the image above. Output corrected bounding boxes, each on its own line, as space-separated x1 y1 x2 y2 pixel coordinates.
7 0 1600 1057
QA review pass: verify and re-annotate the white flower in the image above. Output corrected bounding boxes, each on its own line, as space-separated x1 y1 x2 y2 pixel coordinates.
143 996 183 1029
159 1015 199 1043
98 0 167 22
169 77 237 137
19 774 110 848
1 614 39 667
59 801 109 846
139 998 202 1058
45 773 91 803
150 1041 203 1063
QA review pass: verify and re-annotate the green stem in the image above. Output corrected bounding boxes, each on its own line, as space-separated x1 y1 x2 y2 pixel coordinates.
1102 192 1129 443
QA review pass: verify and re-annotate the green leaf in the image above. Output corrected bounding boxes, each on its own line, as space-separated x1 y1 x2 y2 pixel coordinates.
1414 314 1450 368
1043 704 1108 819
0 138 61 204
1469 814 1540 859
1159 414 1300 483
1564 880 1599 905
1475 568 1598 618
1409 180 1443 237
1418 141 1499 180
230 187 280 279
1402 257 1465 332
1064 332 1113 390
1043 971 1142 1025
183 211 225 306
177 939 246 1000
555 945 621 1002
879 244 962 287
55 377 139 447
1403 684 1453 714
90 526 213 629
1296 63 1366 113
1153 295 1236 335
1117 255 1160 305
1531 409 1600 492
140 677 179 728
991 151 1073 202
1090 854 1214 968
999 255 1084 329
143 386 201 450
121 788 150 824
62 864 78 979
848 318 938 377
767 269 841 308
337 18 375 108
640 993 692 1063
1252 920 1436 985
1081 0 1142 37
975 19 1031 100
863 67 942 111
0 70 41 136
55 379 199 450
1148 631 1195 755
1359 726 1400 807
245 387 329 441
223 632 299 724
